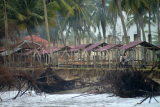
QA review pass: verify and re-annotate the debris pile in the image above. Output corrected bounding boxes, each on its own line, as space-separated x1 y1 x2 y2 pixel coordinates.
36 67 76 93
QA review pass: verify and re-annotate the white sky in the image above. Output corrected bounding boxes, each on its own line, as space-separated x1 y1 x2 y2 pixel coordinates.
97 12 157 42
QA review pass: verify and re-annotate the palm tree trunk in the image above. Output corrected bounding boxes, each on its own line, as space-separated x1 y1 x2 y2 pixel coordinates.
137 13 146 41
76 29 80 45
149 11 151 35
87 24 91 38
73 24 80 45
135 20 139 36
158 0 160 48
43 0 54 64
148 11 152 62
3 0 11 64
56 16 66 46
27 28 35 49
138 19 142 41
116 0 129 44
101 1 106 42
82 27 85 39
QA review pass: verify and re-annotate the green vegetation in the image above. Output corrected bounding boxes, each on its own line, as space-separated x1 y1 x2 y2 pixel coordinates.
0 0 160 51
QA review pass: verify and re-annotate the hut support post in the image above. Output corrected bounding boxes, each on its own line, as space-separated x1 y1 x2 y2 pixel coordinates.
71 52 73 68
57 51 59 67
87 52 90 68
105 51 107 68
153 49 155 66
108 51 110 69
94 50 95 69
80 51 82 68
48 54 50 63
96 51 98 68
132 49 135 67
116 49 118 70
66 48 68 68
45 54 47 65
31 54 32 67
101 51 102 68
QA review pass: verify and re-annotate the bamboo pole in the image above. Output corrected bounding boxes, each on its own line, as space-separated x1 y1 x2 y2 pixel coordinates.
153 48 155 66
108 50 110 69
101 51 102 68
80 51 82 68
45 54 47 65
94 50 95 69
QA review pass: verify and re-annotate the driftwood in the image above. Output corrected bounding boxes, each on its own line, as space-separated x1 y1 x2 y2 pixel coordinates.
0 62 44 100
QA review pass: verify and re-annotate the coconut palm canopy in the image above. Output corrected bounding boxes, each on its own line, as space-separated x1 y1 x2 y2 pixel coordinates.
0 0 159 49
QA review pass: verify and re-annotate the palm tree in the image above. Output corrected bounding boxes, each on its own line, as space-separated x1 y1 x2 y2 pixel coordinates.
158 0 160 48
109 0 129 44
59 0 95 45
3 0 11 63
92 0 112 42
116 0 129 44
121 0 150 41
43 0 54 63
6 0 56 48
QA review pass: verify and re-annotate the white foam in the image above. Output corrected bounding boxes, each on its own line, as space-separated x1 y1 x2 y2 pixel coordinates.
0 91 160 107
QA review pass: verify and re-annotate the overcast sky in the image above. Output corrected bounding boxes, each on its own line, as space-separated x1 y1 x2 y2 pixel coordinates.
98 13 157 42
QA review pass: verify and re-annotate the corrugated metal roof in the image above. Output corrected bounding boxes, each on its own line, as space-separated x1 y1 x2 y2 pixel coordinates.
39 47 59 54
22 49 35 55
83 42 107 51
68 43 91 52
119 41 143 50
57 46 71 51
0 40 41 56
95 44 121 52
119 41 160 51
13 35 51 47
0 48 21 56
0 47 5 52
10 40 41 49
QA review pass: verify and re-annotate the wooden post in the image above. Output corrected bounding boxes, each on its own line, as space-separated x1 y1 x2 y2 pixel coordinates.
58 51 59 67
108 35 112 44
148 34 152 62
80 51 82 68
134 34 138 63
105 51 107 68
94 50 95 69
108 50 110 69
89 37 93 44
81 38 83 44
132 49 135 67
87 52 89 68
57 38 60 47
114 36 117 44
66 38 69 46
71 51 73 68
101 51 102 68
104 37 107 44
153 48 155 66
45 54 47 65
84 37 86 44
116 49 118 70
48 54 50 63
